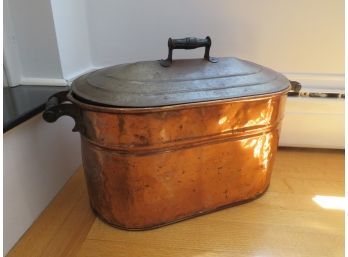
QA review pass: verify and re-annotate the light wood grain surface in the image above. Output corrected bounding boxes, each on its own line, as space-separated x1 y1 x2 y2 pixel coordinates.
7 148 344 257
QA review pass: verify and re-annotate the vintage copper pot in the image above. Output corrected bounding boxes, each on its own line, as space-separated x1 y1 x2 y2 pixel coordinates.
43 37 290 230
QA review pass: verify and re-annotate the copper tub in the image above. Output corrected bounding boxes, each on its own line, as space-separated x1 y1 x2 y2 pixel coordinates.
43 37 290 230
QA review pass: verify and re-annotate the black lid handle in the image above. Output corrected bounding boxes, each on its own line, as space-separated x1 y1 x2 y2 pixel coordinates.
160 36 218 67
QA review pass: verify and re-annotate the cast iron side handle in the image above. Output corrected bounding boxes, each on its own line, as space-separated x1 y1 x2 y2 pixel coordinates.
160 36 218 67
287 80 302 96
42 90 83 132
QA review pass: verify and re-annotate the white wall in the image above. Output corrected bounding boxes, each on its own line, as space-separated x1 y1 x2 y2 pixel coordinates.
3 115 81 255
85 0 344 76
4 0 64 86
50 0 93 81
4 0 344 87
3 0 23 86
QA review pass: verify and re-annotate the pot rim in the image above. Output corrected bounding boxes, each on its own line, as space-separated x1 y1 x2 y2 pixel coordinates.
68 86 290 114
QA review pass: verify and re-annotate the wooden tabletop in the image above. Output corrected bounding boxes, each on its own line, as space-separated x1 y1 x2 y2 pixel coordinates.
7 148 344 257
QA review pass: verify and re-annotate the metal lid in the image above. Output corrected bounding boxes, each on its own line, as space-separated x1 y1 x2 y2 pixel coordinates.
71 37 290 107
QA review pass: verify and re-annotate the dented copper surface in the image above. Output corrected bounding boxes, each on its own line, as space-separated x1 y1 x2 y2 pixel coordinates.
69 92 288 229
43 37 291 230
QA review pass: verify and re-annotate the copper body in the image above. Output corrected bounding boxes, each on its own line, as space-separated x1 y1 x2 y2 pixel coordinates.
69 91 287 230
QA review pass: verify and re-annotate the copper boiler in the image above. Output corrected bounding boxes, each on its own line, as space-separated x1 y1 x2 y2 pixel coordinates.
43 37 290 230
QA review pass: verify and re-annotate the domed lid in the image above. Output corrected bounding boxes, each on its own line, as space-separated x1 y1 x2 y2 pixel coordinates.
71 37 290 107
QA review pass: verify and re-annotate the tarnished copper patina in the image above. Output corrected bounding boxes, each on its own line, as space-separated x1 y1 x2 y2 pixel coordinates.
43 37 290 230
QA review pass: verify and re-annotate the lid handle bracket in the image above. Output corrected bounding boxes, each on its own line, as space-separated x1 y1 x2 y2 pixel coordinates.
160 36 218 67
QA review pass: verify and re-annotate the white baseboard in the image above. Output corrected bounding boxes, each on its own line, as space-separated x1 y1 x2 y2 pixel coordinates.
17 67 98 87
65 66 99 85
280 72 344 149
284 72 344 92
19 77 68 86
280 97 344 149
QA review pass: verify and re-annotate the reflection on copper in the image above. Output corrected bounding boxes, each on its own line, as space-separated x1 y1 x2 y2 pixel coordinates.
262 133 272 169
243 138 258 148
218 116 228 125
241 133 272 170
245 99 274 127
75 93 287 230
221 128 231 133
160 128 169 142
